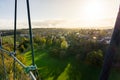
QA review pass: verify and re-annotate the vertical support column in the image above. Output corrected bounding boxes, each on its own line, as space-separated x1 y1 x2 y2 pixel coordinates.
99 7 120 80
13 0 17 80
26 1 40 79
26 0 35 66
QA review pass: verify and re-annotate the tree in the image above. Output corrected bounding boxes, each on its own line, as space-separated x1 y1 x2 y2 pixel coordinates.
61 40 68 49
46 38 52 47
86 50 103 66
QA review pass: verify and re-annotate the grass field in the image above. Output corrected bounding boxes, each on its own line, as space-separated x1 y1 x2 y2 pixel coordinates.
24 49 120 80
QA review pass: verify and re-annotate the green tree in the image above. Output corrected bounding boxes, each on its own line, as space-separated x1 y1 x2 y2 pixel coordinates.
46 38 52 47
86 50 103 66
61 40 68 49
40 37 46 45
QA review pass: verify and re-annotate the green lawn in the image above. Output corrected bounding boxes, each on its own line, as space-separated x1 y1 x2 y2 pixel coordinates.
24 49 120 80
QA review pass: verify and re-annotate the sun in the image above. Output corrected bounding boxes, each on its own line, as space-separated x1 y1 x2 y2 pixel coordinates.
83 1 104 21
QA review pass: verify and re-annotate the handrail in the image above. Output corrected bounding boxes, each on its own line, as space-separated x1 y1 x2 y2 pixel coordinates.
0 47 38 80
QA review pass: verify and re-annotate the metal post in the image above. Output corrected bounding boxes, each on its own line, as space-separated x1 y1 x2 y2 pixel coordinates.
13 0 17 80
26 1 40 79
26 0 35 66
99 7 120 80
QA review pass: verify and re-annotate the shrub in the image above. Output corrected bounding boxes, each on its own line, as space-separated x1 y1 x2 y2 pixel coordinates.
86 50 103 66
49 48 67 59
49 48 60 57
59 50 67 59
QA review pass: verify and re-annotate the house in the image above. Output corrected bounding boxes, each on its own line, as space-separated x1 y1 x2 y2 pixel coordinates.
99 36 111 44
20 34 35 38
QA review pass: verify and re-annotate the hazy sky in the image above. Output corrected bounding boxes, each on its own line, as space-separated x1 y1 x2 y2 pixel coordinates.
0 0 120 29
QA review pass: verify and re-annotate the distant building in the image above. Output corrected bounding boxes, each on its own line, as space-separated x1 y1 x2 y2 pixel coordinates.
20 34 35 38
99 36 111 44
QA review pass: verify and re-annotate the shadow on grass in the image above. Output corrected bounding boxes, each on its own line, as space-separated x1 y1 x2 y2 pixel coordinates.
34 50 68 80
25 49 101 80
67 61 101 80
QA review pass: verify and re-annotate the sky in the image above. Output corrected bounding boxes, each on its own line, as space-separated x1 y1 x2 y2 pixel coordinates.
0 0 120 29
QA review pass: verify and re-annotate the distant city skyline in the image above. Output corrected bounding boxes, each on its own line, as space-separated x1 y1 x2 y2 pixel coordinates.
0 0 120 29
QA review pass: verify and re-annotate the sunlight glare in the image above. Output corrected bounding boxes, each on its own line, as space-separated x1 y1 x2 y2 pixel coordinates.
83 1 104 21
